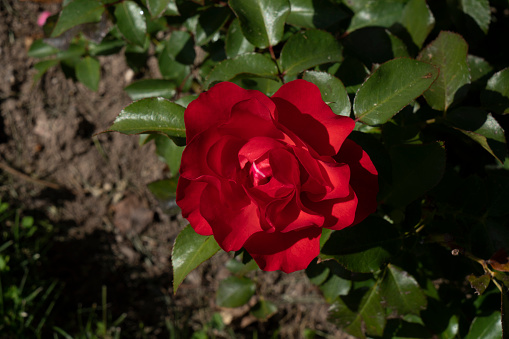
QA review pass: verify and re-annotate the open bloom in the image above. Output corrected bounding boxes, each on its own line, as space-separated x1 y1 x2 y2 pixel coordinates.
177 80 378 273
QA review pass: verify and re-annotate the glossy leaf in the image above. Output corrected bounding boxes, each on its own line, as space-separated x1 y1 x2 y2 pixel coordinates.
302 71 350 116
348 1 405 32
108 97 186 139
229 0 290 48
280 29 342 77
147 0 171 18
482 68 509 114
115 1 147 47
353 58 438 125
329 283 386 338
321 217 400 273
124 79 177 100
460 0 491 34
467 274 491 295
75 56 100 91
225 18 255 58
385 142 446 207
216 276 256 308
468 55 493 85
380 264 427 316
401 0 435 48
464 311 502 339
195 6 231 46
251 299 277 319
286 0 348 29
234 78 283 96
205 53 279 88
172 225 221 293
51 0 104 37
28 39 59 58
418 31 471 112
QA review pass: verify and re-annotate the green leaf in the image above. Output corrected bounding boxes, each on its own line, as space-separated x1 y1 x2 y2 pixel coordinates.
481 68 509 114
503 288 509 338
115 1 147 47
321 217 400 273
51 0 104 37
466 274 491 295
380 264 427 316
153 134 184 176
348 1 405 32
229 0 290 48
225 18 255 58
280 29 342 77
75 56 100 91
319 271 352 302
286 0 348 29
385 142 446 207
164 31 196 65
460 0 491 34
147 0 171 18
251 299 277 319
205 53 279 88
124 79 177 100
302 71 350 116
401 0 435 48
28 39 59 58
216 276 256 308
418 31 471 112
329 283 386 338
353 58 438 125
464 311 502 339
33 59 60 83
89 39 126 56
234 78 282 96
147 177 178 201
172 225 221 293
195 6 231 46
108 97 186 139
468 55 493 84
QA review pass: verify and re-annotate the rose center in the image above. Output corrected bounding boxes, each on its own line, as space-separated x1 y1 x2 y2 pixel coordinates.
249 159 272 186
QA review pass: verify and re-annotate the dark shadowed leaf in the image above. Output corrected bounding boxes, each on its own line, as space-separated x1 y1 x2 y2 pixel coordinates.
280 29 342 77
75 56 100 91
348 1 405 32
401 0 435 48
385 142 446 207
460 0 491 34
229 0 290 48
353 58 438 125
162 31 196 65
115 1 147 47
481 68 509 114
195 6 231 46
380 264 427 316
418 31 471 112
321 217 400 273
124 79 177 100
205 53 279 88
108 97 185 139
251 299 277 319
225 18 255 58
329 283 386 338
302 71 350 116
172 225 221 293
216 276 256 308
286 0 348 29
464 311 502 339
51 0 104 37
467 274 491 295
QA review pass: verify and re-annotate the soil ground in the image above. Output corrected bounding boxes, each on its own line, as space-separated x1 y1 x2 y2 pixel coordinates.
0 1 351 338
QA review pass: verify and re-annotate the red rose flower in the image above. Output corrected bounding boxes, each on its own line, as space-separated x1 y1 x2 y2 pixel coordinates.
176 80 378 273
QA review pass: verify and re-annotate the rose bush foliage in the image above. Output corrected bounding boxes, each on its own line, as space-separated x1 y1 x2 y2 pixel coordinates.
176 80 378 273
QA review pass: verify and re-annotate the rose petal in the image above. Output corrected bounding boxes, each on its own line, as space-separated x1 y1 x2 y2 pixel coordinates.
267 194 325 232
185 83 275 142
308 161 351 201
244 227 322 273
238 136 285 168
207 135 244 178
200 181 263 252
335 139 378 224
176 178 213 235
271 80 355 156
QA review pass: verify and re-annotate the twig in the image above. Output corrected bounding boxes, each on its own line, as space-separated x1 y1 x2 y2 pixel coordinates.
0 161 61 190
